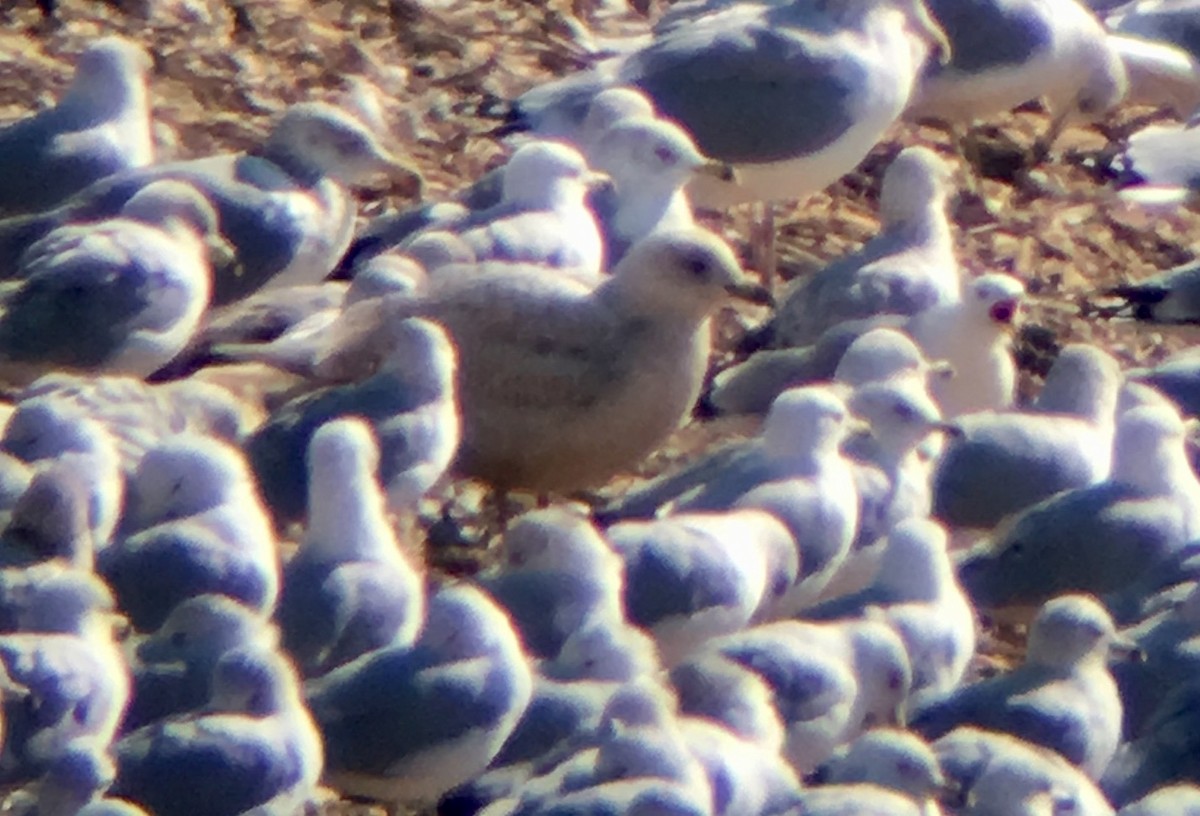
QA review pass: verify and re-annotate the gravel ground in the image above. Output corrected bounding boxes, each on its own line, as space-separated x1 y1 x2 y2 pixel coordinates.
2 0 1199 812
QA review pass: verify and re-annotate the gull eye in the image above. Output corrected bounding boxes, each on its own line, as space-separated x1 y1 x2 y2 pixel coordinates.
654 145 677 166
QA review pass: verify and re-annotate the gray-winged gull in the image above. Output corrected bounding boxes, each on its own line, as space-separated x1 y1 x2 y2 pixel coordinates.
1106 32 1200 116
678 715 803 816
98 436 279 631
306 581 533 807
705 618 911 773
507 0 950 209
805 518 977 696
909 0 1127 150
1101 678 1200 804
1106 0 1200 64
1102 259 1200 323
1129 347 1200 416
933 343 1123 531
0 397 123 547
935 726 1115 816
0 102 414 304
113 646 323 816
771 145 960 348
1112 116 1200 206
0 570 128 783
0 181 215 385
275 417 425 677
123 593 279 733
316 227 763 496
246 316 458 524
604 508 796 665
0 37 153 218
912 594 1133 779
957 404 1200 611
477 508 623 660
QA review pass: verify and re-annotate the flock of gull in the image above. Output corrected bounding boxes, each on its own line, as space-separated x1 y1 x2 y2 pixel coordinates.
10 0 1200 814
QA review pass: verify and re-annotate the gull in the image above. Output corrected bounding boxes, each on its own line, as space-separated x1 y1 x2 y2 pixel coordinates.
123 593 279 733
1129 346 1200 417
113 646 324 816
246 316 459 524
1116 784 1200 816
315 227 764 497
911 594 1134 779
0 181 214 385
1101 678 1200 805
669 653 787 754
1101 260 1200 324
0 460 95 571
306 582 534 808
0 570 128 784
0 397 123 547
0 102 415 304
99 436 279 632
909 0 1128 155
805 519 977 696
0 37 153 217
771 145 960 348
935 727 1116 816
504 0 950 282
605 508 797 665
818 727 951 808
1111 116 1200 207
957 404 1200 612
933 344 1123 531
276 418 426 677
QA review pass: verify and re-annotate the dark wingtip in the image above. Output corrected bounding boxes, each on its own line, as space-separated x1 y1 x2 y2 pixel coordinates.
1102 284 1170 305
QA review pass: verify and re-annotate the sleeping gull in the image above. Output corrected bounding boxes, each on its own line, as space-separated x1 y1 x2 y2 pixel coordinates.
0 570 128 783
98 436 279 631
123 593 279 733
605 508 797 665
0 397 123 547
0 181 215 385
246 316 459 524
275 418 425 677
818 727 950 804
957 404 1200 612
1101 678 1200 804
911 594 1134 779
0 460 94 571
771 145 960 348
113 646 323 816
306 581 533 808
935 726 1116 816
315 227 764 497
669 653 787 754
0 102 414 303
1128 347 1200 416
0 37 153 217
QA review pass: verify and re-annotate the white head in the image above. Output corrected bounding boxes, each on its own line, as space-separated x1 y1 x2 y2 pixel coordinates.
500 140 597 208
207 646 300 717
824 728 947 801
1111 403 1191 494
1024 594 1126 671
127 436 254 525
879 146 954 228
762 386 853 462
845 620 913 729
1 398 114 463
137 593 278 666
305 417 396 562
544 622 660 682
418 582 519 662
589 116 732 191
502 506 618 577
579 87 657 151
265 102 412 185
122 180 220 238
873 518 952 601
1034 344 1122 422
965 274 1025 328
60 36 151 117
835 328 930 388
848 378 950 458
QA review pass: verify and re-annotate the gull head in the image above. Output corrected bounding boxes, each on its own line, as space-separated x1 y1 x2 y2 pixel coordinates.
500 140 605 207
122 180 220 238
137 594 277 665
590 116 735 189
579 87 657 150
612 228 765 318
879 145 955 226
1025 594 1131 670
825 728 948 801
62 36 152 113
835 328 929 388
967 274 1025 328
308 417 381 491
848 378 956 455
763 385 856 461
419 582 519 662
267 102 417 186
126 437 252 526
207 646 298 716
